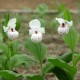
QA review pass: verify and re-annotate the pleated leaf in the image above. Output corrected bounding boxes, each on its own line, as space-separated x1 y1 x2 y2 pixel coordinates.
27 75 44 80
63 28 79 52
0 43 8 55
16 14 21 31
0 70 22 80
53 67 73 80
10 54 35 70
64 9 72 21
25 39 47 64
42 53 72 76
48 58 77 78
72 53 80 66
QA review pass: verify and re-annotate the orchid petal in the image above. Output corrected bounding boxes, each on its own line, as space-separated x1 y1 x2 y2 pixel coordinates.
55 18 65 24
3 26 9 32
7 18 16 28
68 21 73 26
29 19 41 29
65 20 73 27
29 29 35 35
39 27 45 33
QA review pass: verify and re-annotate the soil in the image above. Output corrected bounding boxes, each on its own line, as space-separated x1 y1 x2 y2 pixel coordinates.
0 0 79 10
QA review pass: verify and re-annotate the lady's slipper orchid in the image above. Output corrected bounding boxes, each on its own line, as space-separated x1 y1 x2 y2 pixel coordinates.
3 18 19 40
56 18 73 34
31 32 42 43
29 19 45 42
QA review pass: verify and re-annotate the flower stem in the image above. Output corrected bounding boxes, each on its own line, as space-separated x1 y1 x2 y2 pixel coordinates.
39 42 43 76
7 41 11 70
40 62 43 76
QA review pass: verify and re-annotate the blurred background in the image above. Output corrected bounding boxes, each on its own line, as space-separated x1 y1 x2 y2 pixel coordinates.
0 0 78 9
0 0 80 80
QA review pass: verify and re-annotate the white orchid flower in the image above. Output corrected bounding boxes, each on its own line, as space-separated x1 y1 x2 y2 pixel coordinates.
55 18 73 34
29 19 45 35
3 18 19 40
31 32 42 43
29 19 45 42
3 18 16 32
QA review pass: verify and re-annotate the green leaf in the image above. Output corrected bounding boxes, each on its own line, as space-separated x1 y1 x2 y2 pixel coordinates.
42 53 74 80
73 53 80 66
64 9 72 21
39 18 46 27
27 75 44 80
4 13 10 26
8 41 20 56
42 53 72 76
16 14 21 31
58 4 66 12
25 39 47 64
12 41 20 55
0 55 7 70
0 34 3 42
42 62 54 76
48 58 77 78
0 43 8 55
10 54 35 70
53 67 73 80
36 3 48 17
63 28 79 52
0 70 22 80
59 53 72 62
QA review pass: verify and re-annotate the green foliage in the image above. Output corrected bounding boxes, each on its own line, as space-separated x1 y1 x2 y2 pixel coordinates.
16 14 21 31
13 41 20 53
10 54 35 70
36 4 48 18
25 39 47 65
48 58 77 76
63 9 79 52
10 41 20 56
42 53 72 76
0 70 22 80
0 55 7 70
27 75 44 80
4 13 10 26
42 62 54 76
34 4 48 29
53 67 73 80
58 53 72 62
39 18 47 27
0 6 79 80
72 53 80 67
42 52 73 80
0 43 8 55
48 58 77 80
57 4 66 12
64 9 72 21
0 34 3 42
63 28 79 52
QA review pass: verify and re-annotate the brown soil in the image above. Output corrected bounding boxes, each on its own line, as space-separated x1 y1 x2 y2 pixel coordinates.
0 0 78 10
